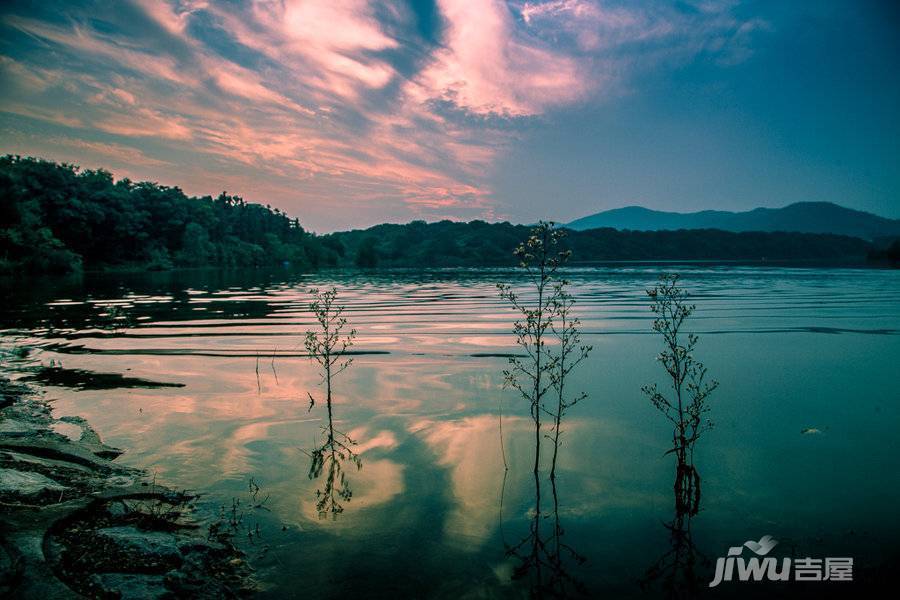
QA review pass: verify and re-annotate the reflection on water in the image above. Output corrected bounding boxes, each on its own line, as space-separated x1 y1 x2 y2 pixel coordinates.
306 425 362 519
2 266 900 597
23 364 185 389
641 508 707 600
504 470 588 598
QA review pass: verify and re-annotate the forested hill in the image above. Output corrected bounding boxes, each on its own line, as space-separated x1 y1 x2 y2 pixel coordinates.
0 156 879 274
326 221 873 267
0 155 334 273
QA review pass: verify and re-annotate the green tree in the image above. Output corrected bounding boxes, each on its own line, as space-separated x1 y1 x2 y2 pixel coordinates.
354 236 379 268
177 222 214 266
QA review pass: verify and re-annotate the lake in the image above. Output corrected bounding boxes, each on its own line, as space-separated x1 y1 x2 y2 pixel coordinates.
2 265 899 598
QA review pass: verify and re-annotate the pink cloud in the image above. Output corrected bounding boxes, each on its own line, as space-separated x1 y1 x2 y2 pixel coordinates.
206 0 399 102
2 2 588 225
0 0 769 230
130 0 207 36
413 0 591 117
5 16 192 85
210 65 315 115
50 136 173 168
1 102 85 128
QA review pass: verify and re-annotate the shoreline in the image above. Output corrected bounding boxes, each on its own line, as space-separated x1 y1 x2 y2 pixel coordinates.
0 257 893 287
0 376 255 598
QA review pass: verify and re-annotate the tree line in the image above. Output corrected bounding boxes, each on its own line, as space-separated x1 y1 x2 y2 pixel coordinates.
0 155 333 273
328 220 874 268
0 156 876 275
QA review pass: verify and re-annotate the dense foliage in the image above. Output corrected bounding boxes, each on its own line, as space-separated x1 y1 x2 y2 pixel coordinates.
328 220 873 267
0 156 334 273
867 239 900 266
0 156 875 274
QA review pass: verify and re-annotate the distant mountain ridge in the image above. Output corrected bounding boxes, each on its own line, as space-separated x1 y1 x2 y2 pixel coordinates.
566 202 900 240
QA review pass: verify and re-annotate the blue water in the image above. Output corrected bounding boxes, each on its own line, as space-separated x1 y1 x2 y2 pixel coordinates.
2 265 898 597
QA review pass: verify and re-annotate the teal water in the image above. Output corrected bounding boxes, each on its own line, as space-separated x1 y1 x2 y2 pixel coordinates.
2 266 899 597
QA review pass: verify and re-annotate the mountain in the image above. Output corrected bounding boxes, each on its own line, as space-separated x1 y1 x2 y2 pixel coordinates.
566 202 900 240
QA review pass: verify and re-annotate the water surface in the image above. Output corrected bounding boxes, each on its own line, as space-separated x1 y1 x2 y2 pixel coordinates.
2 266 899 597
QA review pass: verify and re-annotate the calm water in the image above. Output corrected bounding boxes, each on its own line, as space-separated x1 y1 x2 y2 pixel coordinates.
2 266 899 597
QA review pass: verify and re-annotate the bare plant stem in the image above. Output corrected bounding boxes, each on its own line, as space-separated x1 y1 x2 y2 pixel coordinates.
642 274 718 516
304 287 361 519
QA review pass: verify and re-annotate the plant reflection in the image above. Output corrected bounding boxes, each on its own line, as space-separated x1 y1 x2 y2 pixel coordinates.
641 275 715 598
306 414 362 519
640 497 709 598
302 287 362 520
503 470 588 598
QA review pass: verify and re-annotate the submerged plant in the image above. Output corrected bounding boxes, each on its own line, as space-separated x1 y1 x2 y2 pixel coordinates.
498 221 568 475
98 304 130 333
642 274 718 516
498 224 593 595
303 287 362 519
499 222 591 479
208 477 271 554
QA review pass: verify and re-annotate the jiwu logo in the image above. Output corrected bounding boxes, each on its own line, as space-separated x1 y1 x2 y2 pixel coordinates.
709 535 853 587
709 535 788 588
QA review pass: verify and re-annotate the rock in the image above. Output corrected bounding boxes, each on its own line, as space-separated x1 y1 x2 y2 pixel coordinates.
50 421 83 441
57 415 125 459
105 474 136 488
1 449 95 475
95 526 183 563
0 467 66 497
1 376 255 598
0 418 40 436
97 573 169 598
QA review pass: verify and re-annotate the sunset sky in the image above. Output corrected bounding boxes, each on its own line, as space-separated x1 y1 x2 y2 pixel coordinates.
1 0 898 232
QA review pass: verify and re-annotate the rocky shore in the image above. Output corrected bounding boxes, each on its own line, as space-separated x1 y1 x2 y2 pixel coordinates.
0 377 255 598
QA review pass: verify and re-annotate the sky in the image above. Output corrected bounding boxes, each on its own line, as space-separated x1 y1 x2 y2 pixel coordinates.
1 0 898 232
